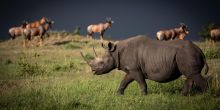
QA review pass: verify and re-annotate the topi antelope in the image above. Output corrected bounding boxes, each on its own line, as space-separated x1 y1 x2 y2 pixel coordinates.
87 18 114 41
8 21 28 40
23 19 54 47
210 28 220 44
26 17 49 29
156 23 189 41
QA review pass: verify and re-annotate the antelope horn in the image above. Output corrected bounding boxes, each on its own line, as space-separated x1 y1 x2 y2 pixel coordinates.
80 51 91 66
180 23 186 26
106 17 111 21
92 46 98 57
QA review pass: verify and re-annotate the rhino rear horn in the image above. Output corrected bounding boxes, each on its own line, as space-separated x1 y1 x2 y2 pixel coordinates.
80 51 91 66
92 46 98 57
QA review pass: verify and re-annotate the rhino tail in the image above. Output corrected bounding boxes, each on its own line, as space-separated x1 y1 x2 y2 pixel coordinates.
201 49 209 75
204 59 209 75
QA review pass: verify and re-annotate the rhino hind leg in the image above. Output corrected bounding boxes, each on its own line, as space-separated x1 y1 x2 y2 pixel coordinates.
191 74 208 93
132 71 148 95
181 78 193 96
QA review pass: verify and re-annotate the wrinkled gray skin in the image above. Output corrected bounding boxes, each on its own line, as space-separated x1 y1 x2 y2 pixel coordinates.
82 35 208 96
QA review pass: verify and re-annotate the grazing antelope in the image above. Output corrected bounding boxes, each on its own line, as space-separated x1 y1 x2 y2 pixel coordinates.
23 19 54 47
210 28 220 44
8 21 28 40
87 18 114 41
156 23 189 41
26 17 48 28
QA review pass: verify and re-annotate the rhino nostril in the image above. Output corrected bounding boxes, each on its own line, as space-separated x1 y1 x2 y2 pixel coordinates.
91 68 96 71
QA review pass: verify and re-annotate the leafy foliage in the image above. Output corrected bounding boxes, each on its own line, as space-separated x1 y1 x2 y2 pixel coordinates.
52 61 81 72
73 26 81 35
198 23 217 40
16 54 47 76
63 43 81 49
203 48 220 59
0 35 220 110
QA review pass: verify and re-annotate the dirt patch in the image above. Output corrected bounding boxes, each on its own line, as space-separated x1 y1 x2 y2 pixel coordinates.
0 80 23 94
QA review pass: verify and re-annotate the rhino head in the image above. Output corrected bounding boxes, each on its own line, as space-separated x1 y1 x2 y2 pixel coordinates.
80 42 118 75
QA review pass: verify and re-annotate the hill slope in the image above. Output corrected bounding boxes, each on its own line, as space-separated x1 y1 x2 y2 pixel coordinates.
0 34 220 110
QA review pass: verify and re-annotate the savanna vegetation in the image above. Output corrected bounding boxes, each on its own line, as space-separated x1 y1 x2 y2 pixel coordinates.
0 32 220 110
198 23 218 41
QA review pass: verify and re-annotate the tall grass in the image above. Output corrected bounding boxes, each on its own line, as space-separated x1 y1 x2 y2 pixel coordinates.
0 35 219 110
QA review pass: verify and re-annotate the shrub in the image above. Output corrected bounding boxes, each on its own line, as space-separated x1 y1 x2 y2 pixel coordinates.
16 55 47 77
198 23 217 41
73 26 81 35
52 61 81 72
208 75 220 97
203 48 220 59
4 59 13 65
64 43 81 49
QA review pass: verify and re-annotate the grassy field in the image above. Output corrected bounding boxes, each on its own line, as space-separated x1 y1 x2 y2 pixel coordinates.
0 34 220 110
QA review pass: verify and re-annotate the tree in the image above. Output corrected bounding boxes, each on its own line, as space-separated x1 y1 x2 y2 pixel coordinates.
73 26 81 35
198 23 217 41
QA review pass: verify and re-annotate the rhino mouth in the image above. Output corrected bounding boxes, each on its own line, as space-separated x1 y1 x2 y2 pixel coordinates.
91 68 103 75
92 69 97 74
91 66 111 75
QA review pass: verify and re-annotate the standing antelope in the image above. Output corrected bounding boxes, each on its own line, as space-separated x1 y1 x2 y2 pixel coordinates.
156 23 189 41
87 18 114 41
23 19 54 47
210 28 220 44
8 21 28 40
26 17 48 28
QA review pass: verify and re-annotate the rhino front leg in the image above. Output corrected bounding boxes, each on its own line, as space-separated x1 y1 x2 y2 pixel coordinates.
117 74 134 95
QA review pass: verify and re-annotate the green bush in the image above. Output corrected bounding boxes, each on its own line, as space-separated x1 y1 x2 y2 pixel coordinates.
4 59 13 65
73 26 81 35
52 61 81 72
203 48 220 59
198 23 217 40
63 43 81 49
17 56 47 77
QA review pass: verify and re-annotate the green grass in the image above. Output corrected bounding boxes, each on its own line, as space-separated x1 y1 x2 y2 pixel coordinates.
0 35 220 110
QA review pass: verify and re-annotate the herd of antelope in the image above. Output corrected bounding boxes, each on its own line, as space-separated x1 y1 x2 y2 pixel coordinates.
9 17 54 47
8 17 220 47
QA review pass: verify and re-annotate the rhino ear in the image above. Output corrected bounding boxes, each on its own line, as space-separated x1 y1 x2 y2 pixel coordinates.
108 42 116 52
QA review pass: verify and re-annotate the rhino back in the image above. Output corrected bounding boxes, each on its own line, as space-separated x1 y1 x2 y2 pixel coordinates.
140 42 181 82
115 36 205 82
115 36 180 82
